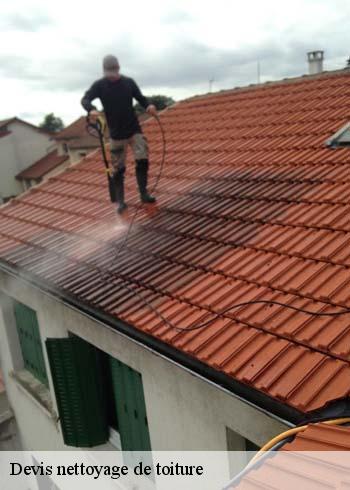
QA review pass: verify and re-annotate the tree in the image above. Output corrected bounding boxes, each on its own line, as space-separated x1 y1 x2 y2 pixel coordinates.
39 113 64 132
134 95 175 114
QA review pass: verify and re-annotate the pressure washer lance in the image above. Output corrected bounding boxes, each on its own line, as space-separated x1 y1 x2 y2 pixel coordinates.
86 114 116 203
85 111 166 261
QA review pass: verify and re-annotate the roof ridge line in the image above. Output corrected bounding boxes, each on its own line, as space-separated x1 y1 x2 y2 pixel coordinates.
181 68 350 103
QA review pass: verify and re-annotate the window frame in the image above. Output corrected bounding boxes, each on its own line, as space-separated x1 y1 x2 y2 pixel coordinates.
46 334 152 451
13 301 48 387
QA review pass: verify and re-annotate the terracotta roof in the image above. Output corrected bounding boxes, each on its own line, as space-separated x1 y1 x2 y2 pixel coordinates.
55 116 90 139
283 422 350 450
229 423 350 489
138 112 152 123
16 150 68 180
54 116 100 149
0 70 350 418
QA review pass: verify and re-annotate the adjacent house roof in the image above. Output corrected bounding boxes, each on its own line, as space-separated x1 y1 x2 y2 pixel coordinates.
55 114 150 149
0 69 350 421
138 112 152 123
0 130 11 140
0 117 51 135
16 150 69 181
0 118 14 129
54 116 100 149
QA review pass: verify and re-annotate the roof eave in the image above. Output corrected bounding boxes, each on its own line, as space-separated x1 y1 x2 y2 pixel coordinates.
6 117 53 136
0 259 303 426
54 135 78 141
15 175 40 181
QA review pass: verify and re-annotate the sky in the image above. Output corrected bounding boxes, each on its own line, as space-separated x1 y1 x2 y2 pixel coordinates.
1 0 350 127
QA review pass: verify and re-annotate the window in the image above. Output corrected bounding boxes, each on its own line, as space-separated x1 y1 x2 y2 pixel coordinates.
23 180 32 190
245 438 259 452
46 335 151 452
108 357 151 453
99 350 120 446
13 301 48 386
326 122 350 148
226 428 259 467
245 438 259 463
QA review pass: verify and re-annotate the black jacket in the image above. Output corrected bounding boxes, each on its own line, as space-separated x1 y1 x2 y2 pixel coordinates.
81 75 149 139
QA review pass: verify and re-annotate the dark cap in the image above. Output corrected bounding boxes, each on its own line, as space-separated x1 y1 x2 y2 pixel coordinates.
103 55 120 72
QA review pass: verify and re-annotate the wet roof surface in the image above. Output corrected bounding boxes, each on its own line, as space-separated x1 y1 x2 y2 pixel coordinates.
0 70 350 415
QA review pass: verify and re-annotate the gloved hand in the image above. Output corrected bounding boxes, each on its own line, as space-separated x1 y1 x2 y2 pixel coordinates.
88 110 101 123
146 104 157 117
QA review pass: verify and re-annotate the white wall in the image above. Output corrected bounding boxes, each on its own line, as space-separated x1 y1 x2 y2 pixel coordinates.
0 134 22 198
56 140 95 164
0 271 288 458
7 122 53 172
44 159 70 179
68 147 95 163
0 122 53 200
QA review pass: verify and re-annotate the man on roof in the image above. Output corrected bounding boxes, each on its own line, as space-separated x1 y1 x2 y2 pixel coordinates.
81 55 157 214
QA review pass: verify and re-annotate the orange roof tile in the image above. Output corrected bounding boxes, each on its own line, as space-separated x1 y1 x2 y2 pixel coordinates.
283 422 350 450
16 150 68 180
1 70 350 418
229 423 350 489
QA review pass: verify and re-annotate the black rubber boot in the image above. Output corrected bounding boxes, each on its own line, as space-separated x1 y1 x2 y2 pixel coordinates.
136 159 156 203
113 168 128 214
117 201 128 214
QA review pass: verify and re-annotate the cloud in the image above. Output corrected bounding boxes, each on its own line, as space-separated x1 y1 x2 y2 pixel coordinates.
0 55 43 81
1 0 350 125
0 12 53 31
3 35 346 97
161 9 194 24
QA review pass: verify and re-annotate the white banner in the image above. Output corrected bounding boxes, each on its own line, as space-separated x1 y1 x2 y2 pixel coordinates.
1 450 350 490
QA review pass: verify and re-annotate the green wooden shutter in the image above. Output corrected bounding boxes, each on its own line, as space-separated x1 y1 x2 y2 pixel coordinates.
14 301 48 386
109 358 151 452
46 337 108 447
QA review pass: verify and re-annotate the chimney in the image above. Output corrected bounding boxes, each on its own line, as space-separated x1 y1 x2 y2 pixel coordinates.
307 50 324 75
